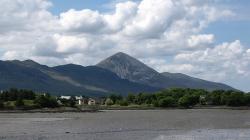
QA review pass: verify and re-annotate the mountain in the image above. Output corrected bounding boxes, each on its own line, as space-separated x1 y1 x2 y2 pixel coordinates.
96 52 235 91
0 60 157 96
96 52 170 88
161 72 234 90
52 64 158 94
0 60 86 96
0 52 235 96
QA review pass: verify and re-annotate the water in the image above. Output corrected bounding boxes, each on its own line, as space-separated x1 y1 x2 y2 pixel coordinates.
0 109 250 140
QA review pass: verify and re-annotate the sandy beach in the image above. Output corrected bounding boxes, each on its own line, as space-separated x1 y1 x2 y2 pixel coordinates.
0 109 250 140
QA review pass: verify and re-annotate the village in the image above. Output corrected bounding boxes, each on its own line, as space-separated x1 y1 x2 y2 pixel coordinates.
59 96 101 106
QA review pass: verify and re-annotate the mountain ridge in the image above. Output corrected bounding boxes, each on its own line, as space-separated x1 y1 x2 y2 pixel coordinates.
0 52 235 96
160 72 234 91
96 52 235 91
0 59 158 96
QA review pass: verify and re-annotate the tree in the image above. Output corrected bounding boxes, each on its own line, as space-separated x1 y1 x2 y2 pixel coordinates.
59 98 70 106
178 96 189 108
244 94 250 106
109 94 122 104
126 94 135 104
9 88 19 101
168 88 186 99
134 93 154 105
0 100 4 109
0 89 36 101
105 98 114 106
158 97 176 107
34 94 58 108
207 90 225 105
19 89 36 100
152 100 159 107
225 92 245 106
178 94 199 108
69 96 76 107
15 98 24 107
119 100 128 106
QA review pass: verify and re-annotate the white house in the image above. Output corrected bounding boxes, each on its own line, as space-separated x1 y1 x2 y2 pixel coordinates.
60 96 71 100
88 98 96 105
75 96 83 100
78 100 82 105
74 96 83 105
59 96 97 106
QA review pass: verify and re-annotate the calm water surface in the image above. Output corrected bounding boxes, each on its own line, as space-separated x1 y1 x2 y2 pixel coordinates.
0 109 250 140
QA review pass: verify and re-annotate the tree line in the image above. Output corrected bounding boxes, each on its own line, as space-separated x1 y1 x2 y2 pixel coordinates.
1 88 250 110
105 88 250 108
0 88 58 109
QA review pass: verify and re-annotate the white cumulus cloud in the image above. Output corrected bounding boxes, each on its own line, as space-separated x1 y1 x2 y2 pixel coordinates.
188 34 214 48
0 0 249 91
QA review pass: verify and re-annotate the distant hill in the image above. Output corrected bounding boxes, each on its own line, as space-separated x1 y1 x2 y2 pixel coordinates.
0 60 86 96
161 72 234 91
0 52 235 96
0 60 157 96
53 64 158 94
97 52 234 91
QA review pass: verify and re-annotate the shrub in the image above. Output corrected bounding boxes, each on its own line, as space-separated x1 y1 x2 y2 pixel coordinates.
208 90 224 105
178 96 189 108
134 93 154 105
0 88 36 101
15 98 24 107
158 97 176 107
34 94 58 108
152 100 159 107
178 95 199 108
0 100 4 109
105 98 114 106
59 98 69 106
69 96 76 107
109 94 122 104
225 92 245 106
244 94 250 106
119 100 128 106
126 94 135 104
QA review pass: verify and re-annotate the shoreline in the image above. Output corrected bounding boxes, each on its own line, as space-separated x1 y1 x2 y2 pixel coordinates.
1 106 250 113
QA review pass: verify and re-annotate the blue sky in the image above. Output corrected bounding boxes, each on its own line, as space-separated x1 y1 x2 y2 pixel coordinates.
203 20 250 47
50 0 111 14
1 0 250 91
204 0 250 47
49 0 250 48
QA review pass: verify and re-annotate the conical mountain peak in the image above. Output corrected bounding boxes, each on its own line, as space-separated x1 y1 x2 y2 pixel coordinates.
99 52 139 63
96 52 160 84
112 52 130 57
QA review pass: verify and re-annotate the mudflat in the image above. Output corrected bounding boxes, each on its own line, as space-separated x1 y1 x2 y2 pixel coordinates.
0 109 250 140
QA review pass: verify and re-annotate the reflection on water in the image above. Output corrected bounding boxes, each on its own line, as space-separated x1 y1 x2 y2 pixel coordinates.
154 129 250 140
